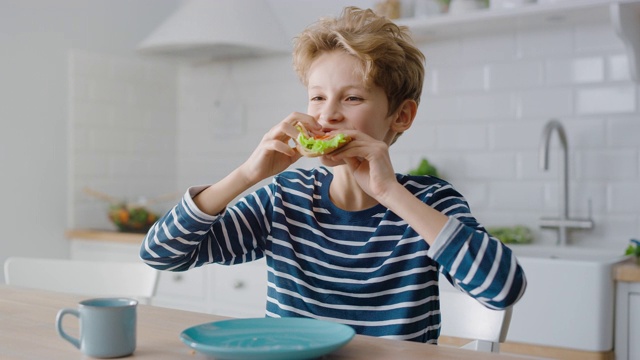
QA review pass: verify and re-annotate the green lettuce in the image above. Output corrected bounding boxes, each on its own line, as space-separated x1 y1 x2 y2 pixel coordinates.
297 126 348 155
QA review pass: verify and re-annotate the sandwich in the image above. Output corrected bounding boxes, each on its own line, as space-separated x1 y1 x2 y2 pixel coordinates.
295 123 352 157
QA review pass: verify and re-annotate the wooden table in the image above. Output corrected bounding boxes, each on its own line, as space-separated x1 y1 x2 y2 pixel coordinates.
0 285 529 360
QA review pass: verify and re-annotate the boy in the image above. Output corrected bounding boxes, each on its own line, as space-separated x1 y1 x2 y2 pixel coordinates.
140 6 526 343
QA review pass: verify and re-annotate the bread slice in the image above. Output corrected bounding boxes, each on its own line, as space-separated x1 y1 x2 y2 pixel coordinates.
295 123 352 157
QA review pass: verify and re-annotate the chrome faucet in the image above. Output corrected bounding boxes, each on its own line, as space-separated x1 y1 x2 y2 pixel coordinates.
539 119 593 246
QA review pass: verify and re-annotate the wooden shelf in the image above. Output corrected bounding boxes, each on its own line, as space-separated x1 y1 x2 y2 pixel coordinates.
395 0 640 79
65 229 145 245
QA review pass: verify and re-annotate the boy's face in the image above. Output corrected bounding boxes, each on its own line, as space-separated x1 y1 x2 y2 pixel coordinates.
306 50 397 147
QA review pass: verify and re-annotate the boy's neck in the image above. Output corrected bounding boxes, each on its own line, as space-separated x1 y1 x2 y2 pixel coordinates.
329 166 379 211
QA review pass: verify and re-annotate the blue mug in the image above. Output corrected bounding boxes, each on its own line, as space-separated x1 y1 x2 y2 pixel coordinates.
56 298 137 358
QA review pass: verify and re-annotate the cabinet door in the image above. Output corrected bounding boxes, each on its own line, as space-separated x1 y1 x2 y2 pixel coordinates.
209 259 267 318
629 292 640 360
617 282 640 360
153 266 209 313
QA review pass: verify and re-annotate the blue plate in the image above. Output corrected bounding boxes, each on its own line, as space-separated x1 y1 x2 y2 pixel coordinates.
180 317 355 360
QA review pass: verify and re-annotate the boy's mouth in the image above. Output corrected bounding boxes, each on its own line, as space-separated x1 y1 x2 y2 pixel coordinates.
295 123 352 157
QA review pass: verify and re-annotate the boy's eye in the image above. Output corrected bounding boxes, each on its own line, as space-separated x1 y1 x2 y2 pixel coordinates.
345 96 363 101
310 96 324 101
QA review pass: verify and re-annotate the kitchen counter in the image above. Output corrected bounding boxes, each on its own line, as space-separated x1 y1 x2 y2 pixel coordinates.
66 229 145 245
614 259 640 282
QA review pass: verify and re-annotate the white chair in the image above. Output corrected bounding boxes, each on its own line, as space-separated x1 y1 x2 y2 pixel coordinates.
439 279 513 353
4 257 159 304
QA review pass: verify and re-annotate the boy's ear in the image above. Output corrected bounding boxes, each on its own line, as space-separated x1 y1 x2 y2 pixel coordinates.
391 99 417 132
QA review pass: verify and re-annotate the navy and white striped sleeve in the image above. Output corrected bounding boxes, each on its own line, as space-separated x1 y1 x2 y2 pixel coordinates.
139 184 273 271
424 182 527 309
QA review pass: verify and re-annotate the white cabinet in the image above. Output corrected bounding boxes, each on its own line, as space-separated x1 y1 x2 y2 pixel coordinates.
629 292 640 359
67 231 267 317
208 259 268 318
396 0 640 80
615 281 640 360
153 266 210 313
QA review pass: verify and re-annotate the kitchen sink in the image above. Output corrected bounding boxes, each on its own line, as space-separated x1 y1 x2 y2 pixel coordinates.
505 244 629 352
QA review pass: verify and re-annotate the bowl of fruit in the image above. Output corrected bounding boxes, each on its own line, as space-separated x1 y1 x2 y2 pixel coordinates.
84 187 177 233
108 203 159 233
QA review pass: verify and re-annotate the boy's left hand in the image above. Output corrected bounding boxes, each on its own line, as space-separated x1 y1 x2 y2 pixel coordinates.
326 131 399 201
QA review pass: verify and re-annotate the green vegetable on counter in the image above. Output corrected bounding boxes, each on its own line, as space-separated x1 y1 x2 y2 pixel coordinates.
487 225 533 244
625 239 640 264
408 158 439 178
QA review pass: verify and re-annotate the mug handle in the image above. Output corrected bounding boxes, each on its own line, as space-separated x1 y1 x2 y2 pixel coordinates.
55 308 80 349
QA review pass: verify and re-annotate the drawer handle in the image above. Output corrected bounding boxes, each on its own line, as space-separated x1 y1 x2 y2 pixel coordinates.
172 274 183 282
233 280 245 289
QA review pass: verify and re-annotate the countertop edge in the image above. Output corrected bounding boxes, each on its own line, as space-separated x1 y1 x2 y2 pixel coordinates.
614 258 640 282
65 229 145 244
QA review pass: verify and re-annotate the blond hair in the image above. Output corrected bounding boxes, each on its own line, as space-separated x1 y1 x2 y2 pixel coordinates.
293 6 425 117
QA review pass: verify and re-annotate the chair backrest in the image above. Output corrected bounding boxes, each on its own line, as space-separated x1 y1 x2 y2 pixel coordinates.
4 257 159 304
439 280 513 353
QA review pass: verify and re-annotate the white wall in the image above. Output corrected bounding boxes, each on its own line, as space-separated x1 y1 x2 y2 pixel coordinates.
68 50 178 230
2 0 638 285
0 0 183 281
176 9 639 249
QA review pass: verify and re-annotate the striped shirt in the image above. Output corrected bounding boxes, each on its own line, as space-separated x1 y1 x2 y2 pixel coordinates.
140 167 526 343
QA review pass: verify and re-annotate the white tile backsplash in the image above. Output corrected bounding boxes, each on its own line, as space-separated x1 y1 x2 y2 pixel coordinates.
545 57 604 84
578 150 638 180
487 61 544 90
517 26 574 58
607 54 631 81
574 23 625 53
518 87 573 119
422 95 461 122
607 115 640 147
608 182 640 214
490 122 541 150
490 181 545 210
168 19 639 247
69 50 178 230
457 92 517 120
464 153 517 179
436 124 488 150
518 151 559 180
461 33 518 63
422 40 464 66
576 85 636 114
569 182 607 217
435 65 487 94
562 118 607 148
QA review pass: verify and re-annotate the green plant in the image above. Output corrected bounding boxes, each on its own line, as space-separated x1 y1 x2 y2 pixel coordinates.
408 158 440 178
487 225 533 244
625 239 640 263
437 0 490 11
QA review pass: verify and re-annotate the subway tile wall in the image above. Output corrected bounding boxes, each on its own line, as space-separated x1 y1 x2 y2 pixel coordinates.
69 50 178 230
176 19 639 248
68 19 637 247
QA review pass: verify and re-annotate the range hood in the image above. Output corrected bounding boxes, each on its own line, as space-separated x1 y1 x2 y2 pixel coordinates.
138 0 291 61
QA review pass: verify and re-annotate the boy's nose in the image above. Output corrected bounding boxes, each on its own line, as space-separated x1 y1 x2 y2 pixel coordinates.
318 103 343 124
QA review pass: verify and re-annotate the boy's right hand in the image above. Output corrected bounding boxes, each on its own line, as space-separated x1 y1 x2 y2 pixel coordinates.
239 112 320 184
